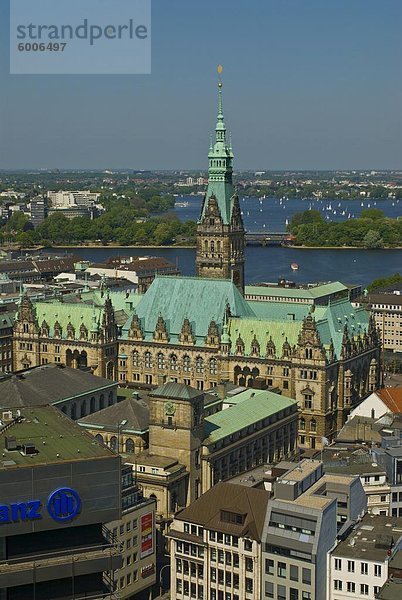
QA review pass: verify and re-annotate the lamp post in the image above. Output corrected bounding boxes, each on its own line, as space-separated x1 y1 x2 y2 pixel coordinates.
117 419 127 454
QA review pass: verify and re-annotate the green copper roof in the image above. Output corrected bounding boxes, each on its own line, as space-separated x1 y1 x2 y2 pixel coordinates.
228 317 301 357
314 299 370 357
245 282 348 301
199 82 238 226
78 290 143 312
34 301 103 339
204 389 296 444
121 276 255 344
227 296 370 359
247 301 310 321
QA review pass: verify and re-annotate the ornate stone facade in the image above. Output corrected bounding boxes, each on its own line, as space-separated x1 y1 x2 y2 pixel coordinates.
195 81 245 293
13 292 119 380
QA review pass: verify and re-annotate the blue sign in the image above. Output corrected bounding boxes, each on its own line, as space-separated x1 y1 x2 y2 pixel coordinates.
0 487 81 524
47 487 81 522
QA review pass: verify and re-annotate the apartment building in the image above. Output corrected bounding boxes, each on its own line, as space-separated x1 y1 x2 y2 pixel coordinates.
353 292 402 353
328 514 402 600
323 446 391 515
169 482 269 600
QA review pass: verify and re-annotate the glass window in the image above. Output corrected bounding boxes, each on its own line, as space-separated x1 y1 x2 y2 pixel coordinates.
278 562 286 578
290 565 298 581
265 559 274 575
302 568 311 585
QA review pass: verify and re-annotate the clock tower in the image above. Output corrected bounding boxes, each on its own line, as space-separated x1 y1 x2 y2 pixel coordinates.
196 68 245 293
148 382 205 504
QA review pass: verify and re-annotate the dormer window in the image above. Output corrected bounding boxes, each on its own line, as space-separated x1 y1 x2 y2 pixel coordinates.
220 510 245 525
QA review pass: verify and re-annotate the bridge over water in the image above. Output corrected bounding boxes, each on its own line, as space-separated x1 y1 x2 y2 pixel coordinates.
245 231 294 246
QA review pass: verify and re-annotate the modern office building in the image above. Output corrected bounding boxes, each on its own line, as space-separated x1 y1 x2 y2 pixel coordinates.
262 460 367 600
0 404 122 600
328 514 402 600
108 464 156 599
30 196 47 228
169 482 269 600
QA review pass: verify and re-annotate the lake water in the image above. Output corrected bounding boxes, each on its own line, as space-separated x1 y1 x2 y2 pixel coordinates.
172 194 401 231
64 245 401 289
59 195 401 289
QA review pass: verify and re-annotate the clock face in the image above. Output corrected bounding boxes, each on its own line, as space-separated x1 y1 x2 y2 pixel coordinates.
164 401 176 416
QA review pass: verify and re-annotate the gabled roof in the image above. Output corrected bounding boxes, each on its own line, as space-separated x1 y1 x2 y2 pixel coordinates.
0 365 116 408
122 276 255 344
78 396 149 433
150 381 203 402
174 482 269 541
376 388 402 414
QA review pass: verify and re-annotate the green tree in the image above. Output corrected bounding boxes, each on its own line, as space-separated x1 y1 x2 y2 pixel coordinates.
361 208 385 220
362 229 384 249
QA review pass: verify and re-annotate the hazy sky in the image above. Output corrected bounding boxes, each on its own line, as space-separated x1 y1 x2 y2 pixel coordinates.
0 0 401 170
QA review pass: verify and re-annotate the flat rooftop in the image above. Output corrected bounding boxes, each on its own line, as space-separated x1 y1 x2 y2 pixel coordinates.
0 406 112 470
333 514 402 561
280 459 321 482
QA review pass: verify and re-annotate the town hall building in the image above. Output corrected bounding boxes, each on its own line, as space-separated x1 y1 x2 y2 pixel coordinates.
12 80 381 449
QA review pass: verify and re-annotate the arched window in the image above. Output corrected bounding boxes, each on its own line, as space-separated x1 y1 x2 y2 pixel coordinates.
305 348 313 359
95 434 104 444
80 400 86 418
157 353 165 369
108 391 114 406
109 436 118 452
144 351 152 369
71 403 77 420
90 397 96 413
310 419 317 433
183 355 191 372
299 418 306 430
125 438 135 453
204 239 208 252
210 241 215 254
196 356 204 373
99 394 105 410
170 354 178 371
132 350 139 367
217 240 221 253
209 358 217 375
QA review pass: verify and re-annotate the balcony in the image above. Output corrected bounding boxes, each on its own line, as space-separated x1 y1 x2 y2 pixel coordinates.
0 526 123 588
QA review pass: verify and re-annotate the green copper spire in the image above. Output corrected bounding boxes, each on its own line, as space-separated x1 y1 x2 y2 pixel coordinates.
200 69 236 224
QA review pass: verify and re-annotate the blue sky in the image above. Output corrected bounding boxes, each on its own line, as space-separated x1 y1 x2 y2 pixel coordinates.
0 0 401 170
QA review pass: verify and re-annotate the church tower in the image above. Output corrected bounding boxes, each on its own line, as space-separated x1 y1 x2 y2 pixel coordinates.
196 69 245 293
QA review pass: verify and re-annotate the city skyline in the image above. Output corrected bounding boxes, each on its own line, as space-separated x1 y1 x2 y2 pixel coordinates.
0 0 401 170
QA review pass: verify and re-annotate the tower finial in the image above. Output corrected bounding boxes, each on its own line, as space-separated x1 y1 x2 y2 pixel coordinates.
217 65 223 116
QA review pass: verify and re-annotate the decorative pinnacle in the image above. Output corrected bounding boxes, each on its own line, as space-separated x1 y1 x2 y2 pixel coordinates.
217 64 223 116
